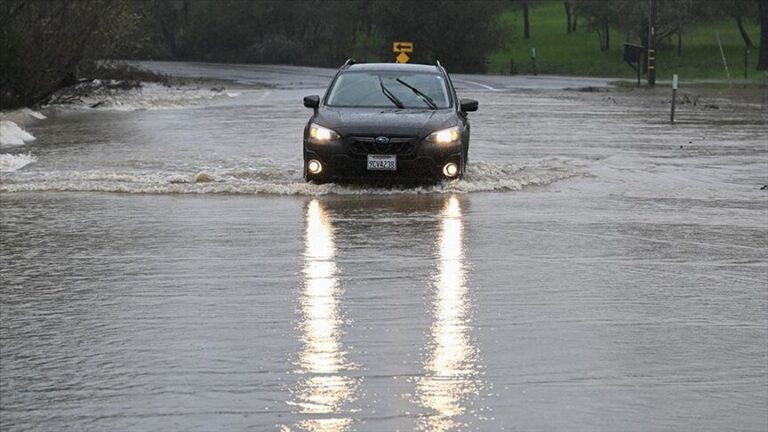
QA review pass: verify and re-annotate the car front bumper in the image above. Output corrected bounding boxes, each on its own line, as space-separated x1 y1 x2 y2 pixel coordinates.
303 138 463 182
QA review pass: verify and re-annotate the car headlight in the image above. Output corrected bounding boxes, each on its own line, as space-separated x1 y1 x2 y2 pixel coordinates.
426 126 460 144
309 123 340 143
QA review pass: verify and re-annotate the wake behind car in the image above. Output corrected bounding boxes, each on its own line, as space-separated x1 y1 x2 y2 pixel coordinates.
302 60 478 183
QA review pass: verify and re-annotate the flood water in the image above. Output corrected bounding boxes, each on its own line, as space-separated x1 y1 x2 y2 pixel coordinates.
1 63 767 431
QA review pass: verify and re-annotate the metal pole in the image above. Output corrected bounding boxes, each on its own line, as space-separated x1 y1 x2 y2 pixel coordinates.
648 0 657 87
671 74 678 124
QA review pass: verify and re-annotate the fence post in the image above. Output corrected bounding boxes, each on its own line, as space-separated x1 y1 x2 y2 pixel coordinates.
670 74 678 124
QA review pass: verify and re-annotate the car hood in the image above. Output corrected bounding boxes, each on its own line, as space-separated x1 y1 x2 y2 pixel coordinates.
313 107 457 138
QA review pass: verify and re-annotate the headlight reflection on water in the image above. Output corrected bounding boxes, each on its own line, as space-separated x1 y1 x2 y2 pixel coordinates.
289 197 479 432
416 195 480 431
289 199 357 432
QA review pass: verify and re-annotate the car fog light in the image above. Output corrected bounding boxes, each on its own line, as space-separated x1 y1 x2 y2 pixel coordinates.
443 162 459 178
307 160 323 175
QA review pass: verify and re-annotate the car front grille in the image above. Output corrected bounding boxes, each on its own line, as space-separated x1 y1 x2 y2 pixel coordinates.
349 136 416 155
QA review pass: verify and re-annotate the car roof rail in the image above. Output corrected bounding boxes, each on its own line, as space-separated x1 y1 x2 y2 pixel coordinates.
341 58 356 68
436 60 447 75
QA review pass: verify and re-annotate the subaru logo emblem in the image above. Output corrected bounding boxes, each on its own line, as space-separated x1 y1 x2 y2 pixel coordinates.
375 136 390 145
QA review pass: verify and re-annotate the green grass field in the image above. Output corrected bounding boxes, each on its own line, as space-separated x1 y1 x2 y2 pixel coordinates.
488 0 765 81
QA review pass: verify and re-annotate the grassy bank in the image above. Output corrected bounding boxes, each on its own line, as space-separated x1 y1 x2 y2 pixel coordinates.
488 0 766 81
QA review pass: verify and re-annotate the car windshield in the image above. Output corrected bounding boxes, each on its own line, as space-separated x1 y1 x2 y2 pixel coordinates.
326 71 451 109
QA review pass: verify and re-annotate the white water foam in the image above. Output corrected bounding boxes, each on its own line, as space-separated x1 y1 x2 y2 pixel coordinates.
49 82 238 112
0 121 35 146
0 153 37 172
0 159 585 195
21 108 47 120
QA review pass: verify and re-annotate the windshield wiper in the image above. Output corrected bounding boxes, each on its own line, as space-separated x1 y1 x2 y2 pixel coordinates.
395 78 437 109
379 75 404 109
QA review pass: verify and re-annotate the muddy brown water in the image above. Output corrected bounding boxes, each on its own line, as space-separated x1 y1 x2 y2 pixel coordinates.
1 63 766 431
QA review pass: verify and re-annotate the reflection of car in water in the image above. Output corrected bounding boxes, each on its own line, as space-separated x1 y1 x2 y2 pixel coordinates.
288 195 481 430
302 60 478 184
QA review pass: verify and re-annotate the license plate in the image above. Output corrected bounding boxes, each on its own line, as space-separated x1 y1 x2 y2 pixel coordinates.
367 154 396 171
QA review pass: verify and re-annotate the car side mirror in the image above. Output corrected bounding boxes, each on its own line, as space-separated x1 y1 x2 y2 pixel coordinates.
460 98 478 112
304 95 320 110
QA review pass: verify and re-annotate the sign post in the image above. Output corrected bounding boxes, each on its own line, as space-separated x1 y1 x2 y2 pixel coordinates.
623 43 644 87
393 41 413 63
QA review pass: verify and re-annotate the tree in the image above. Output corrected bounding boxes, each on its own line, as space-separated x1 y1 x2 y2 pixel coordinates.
145 0 189 58
576 0 715 55
698 0 764 70
512 0 540 39
370 0 504 72
718 0 764 70
522 0 531 38
564 0 577 33
758 0 768 70
576 0 617 51
0 0 140 108
698 0 756 48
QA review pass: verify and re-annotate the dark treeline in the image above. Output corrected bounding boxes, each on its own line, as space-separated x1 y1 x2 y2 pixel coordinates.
137 0 767 68
0 0 506 109
1 0 766 109
1 0 140 108
133 0 507 69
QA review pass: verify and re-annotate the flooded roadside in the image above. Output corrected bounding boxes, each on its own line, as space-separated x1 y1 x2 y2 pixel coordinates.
1 64 766 431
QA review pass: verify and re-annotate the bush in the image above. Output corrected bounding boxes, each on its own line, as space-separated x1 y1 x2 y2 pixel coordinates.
0 1 140 109
247 35 304 65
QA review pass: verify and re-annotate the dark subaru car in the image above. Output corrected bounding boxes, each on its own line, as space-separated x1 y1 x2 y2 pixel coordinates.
302 60 478 183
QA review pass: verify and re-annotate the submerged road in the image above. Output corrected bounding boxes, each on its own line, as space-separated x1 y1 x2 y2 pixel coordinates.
133 60 615 91
1 62 766 431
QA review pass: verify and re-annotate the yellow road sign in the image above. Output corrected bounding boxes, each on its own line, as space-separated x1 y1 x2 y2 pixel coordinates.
393 41 413 53
396 52 410 63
